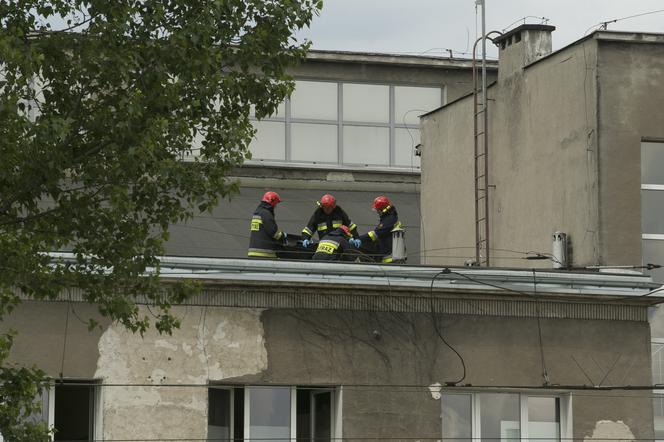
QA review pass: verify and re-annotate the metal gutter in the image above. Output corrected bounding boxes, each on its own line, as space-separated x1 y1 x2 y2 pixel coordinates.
48 253 662 300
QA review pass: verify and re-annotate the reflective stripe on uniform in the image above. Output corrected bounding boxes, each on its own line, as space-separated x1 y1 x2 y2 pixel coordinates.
368 231 378 241
273 230 283 240
302 227 313 236
381 205 391 213
316 240 339 254
317 222 328 231
382 256 393 263
349 223 357 231
250 215 262 232
248 248 277 258
390 221 402 231
332 220 342 228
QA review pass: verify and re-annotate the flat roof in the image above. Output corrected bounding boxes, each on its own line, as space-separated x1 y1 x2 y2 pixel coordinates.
306 49 499 70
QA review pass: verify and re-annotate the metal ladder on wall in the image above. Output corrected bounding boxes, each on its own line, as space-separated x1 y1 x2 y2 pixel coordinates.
472 73 489 267
471 2 492 267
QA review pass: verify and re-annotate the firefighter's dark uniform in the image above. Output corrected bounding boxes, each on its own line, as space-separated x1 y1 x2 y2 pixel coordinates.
248 201 286 258
359 205 401 263
301 206 358 241
312 228 353 261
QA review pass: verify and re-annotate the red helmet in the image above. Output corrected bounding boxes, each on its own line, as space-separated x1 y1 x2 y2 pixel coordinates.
319 194 336 209
340 225 351 237
262 191 281 207
372 195 391 211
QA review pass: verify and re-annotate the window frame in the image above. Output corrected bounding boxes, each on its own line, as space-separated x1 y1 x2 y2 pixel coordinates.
442 391 572 441
208 385 342 442
641 140 664 283
247 79 446 171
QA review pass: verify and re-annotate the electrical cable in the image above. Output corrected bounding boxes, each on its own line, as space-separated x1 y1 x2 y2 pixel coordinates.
59 301 70 381
585 8 664 35
42 380 664 396
429 269 466 386
532 270 550 386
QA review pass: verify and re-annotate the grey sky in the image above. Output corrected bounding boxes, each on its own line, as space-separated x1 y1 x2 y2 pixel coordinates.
297 0 664 57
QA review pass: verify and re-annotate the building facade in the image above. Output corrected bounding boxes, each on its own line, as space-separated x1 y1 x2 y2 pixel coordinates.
420 25 664 438
3 257 660 440
166 51 498 264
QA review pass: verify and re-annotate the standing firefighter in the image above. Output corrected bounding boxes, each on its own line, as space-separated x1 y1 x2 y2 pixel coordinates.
312 225 355 261
248 191 287 259
301 194 358 248
353 195 401 263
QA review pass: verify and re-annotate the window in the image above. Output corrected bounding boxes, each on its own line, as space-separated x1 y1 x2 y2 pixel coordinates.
208 386 339 441
247 80 443 170
653 339 664 439
642 141 664 282
54 382 98 441
441 392 567 442
0 382 98 442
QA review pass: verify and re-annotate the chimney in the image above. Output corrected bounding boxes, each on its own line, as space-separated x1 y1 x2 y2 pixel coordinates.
494 24 556 80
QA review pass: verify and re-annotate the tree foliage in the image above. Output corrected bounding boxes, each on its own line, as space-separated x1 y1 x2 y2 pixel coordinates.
0 0 320 438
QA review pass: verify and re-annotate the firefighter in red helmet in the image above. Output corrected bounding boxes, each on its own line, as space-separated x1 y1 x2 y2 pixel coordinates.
353 195 401 263
301 194 358 248
248 191 287 258
312 225 355 261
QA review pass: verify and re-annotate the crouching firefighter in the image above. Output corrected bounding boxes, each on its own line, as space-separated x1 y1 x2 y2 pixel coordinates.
353 195 403 263
312 225 355 262
248 191 287 259
301 193 358 249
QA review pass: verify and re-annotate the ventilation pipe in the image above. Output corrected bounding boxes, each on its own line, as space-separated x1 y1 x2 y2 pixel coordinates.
391 228 407 263
552 231 567 269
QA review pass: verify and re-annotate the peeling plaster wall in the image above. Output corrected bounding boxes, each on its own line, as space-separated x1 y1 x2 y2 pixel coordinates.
585 420 635 442
227 310 653 441
0 300 654 440
94 306 266 441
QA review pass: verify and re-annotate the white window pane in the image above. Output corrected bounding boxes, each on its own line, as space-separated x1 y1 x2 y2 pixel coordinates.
250 387 290 442
250 121 285 161
442 394 472 440
291 123 338 163
343 83 389 123
528 397 560 442
291 81 337 120
642 142 664 185
479 393 520 442
643 239 664 283
395 86 442 125
250 101 285 119
395 128 421 168
655 396 664 439
342 126 389 166
642 190 664 234
654 343 664 385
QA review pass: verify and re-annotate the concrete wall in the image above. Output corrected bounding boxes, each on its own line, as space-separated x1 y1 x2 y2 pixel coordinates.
420 93 476 264
421 38 601 267
2 300 654 440
596 40 664 266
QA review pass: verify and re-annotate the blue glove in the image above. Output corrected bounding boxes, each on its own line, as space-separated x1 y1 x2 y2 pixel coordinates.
350 239 361 248
302 239 310 248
